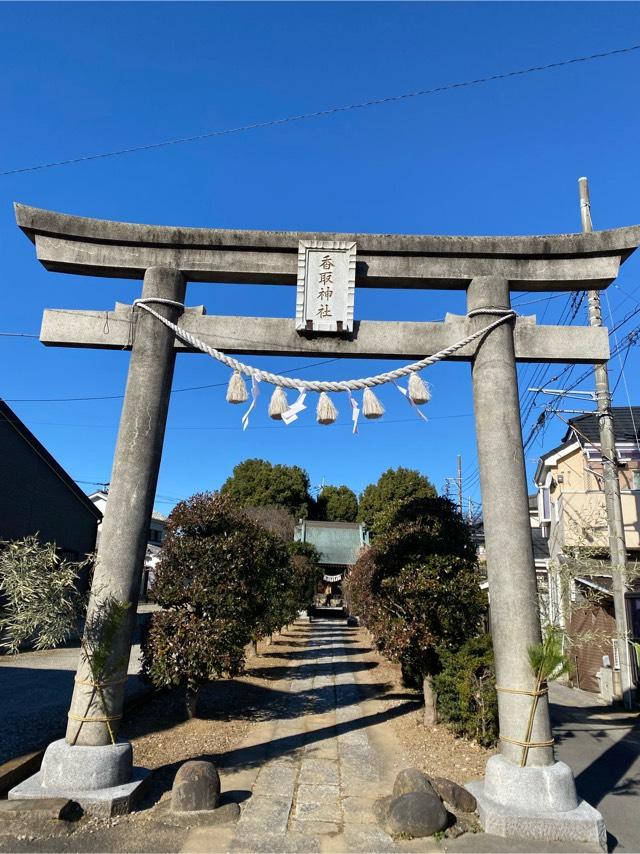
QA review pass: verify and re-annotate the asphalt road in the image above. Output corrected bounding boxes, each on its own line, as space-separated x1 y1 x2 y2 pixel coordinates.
0 642 147 765
550 683 640 853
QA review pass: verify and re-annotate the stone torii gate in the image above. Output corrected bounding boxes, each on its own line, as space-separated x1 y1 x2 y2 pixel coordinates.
11 203 640 845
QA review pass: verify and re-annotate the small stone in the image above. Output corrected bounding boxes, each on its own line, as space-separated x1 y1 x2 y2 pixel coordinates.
430 776 477 813
384 791 448 838
392 767 437 798
171 760 220 812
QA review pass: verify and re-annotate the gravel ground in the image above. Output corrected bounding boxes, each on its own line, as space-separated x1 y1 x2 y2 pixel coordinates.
352 630 495 786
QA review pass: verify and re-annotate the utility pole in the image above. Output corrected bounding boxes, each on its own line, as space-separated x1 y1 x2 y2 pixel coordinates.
579 176 635 709
457 454 463 515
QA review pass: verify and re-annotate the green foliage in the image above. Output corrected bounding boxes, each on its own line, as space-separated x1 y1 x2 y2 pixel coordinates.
528 625 571 684
221 458 312 518
357 467 437 534
518 626 571 766
285 541 322 622
76 597 130 744
143 492 315 708
316 485 358 522
434 634 498 747
83 597 131 682
346 496 485 682
0 536 89 653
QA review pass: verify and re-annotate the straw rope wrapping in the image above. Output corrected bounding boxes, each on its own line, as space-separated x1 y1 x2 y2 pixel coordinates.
132 299 517 391
495 684 555 754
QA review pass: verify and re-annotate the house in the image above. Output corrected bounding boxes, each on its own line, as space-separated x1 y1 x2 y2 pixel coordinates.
534 407 640 694
0 399 101 570
294 520 369 607
88 490 166 600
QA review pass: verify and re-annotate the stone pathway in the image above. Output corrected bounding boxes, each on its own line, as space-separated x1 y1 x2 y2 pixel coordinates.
182 618 435 853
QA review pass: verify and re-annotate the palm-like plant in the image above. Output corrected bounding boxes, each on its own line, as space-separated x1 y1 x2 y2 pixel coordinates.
521 626 570 767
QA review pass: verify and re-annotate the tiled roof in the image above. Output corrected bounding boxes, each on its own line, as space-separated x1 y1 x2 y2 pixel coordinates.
563 407 640 445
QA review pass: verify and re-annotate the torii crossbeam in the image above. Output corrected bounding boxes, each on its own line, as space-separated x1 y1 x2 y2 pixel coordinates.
11 203 640 847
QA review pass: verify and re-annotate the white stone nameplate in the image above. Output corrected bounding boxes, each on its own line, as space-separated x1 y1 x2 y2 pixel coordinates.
296 240 356 333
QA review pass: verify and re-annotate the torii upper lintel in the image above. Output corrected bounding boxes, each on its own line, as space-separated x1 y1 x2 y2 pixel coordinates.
14 204 640 291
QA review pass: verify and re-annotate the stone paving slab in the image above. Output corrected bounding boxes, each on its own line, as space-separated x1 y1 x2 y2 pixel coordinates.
295 783 340 804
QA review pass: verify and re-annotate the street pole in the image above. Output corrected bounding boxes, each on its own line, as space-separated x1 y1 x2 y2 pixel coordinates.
579 176 635 709
457 455 463 515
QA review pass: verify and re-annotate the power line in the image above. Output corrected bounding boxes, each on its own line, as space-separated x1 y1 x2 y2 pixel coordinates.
2 357 341 402
3 42 640 177
3 412 474 432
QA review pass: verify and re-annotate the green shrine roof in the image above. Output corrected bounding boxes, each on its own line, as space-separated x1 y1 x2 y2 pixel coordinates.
294 520 369 566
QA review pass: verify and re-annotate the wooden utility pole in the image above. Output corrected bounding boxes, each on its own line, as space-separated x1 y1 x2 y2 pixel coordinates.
579 177 635 709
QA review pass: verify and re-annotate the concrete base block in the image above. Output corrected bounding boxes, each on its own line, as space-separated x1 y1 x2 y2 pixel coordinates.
8 740 149 818
9 769 149 818
41 739 133 790
466 757 606 853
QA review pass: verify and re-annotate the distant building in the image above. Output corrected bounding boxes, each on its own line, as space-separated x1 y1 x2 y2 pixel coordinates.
0 399 101 565
294 520 368 607
88 490 166 599
534 407 640 695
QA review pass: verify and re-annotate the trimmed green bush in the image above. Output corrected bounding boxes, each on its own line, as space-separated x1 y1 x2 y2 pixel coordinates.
142 492 319 716
345 496 486 724
434 633 498 747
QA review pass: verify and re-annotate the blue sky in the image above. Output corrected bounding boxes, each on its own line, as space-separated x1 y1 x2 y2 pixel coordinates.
1 2 640 513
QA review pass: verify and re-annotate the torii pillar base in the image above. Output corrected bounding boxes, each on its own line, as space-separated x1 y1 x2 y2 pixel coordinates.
9 740 150 818
467 756 606 852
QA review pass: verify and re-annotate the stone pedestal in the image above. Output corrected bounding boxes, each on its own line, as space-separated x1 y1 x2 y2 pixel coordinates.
8 740 149 818
466 755 606 852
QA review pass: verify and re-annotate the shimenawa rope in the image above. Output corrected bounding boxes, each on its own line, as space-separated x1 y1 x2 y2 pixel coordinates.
131 299 517 392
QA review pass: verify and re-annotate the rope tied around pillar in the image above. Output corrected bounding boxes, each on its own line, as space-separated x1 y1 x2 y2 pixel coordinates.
67 712 123 723
74 676 128 689
499 734 555 748
496 684 549 697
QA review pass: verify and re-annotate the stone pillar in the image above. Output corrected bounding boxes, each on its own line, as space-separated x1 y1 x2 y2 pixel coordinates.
66 266 185 747
466 278 605 849
468 276 553 766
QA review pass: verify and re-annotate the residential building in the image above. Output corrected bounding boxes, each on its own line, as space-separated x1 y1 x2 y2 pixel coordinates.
472 501 551 624
88 490 166 599
0 399 101 571
294 520 368 607
534 407 640 694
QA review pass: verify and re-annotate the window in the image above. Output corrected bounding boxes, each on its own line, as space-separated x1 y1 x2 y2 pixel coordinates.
633 470 640 491
538 487 551 523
